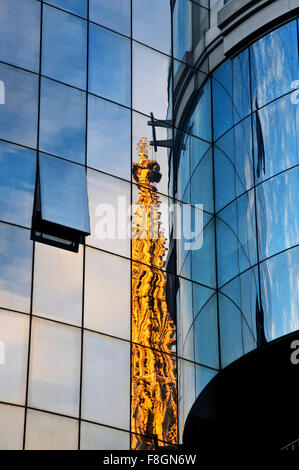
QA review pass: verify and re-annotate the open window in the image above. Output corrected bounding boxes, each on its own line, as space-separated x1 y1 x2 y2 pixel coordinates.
32 153 90 252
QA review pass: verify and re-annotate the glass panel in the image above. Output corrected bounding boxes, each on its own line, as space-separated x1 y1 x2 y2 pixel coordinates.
82 331 130 429
0 0 40 72
0 141 36 227
0 404 24 450
39 78 86 164
187 80 212 142
39 153 90 234
216 190 257 287
232 49 250 125
87 95 131 180
84 247 130 340
191 213 216 288
89 24 131 107
0 63 38 147
219 293 243 368
212 61 233 140
28 318 81 417
0 224 32 313
90 0 130 36
253 94 298 183
42 5 87 89
133 43 172 119
132 0 171 55
195 365 217 398
80 422 129 450
190 148 213 214
33 243 83 326
178 359 195 443
45 0 87 17
215 117 253 212
0 310 29 405
251 20 299 109
260 246 299 341
25 410 78 450
87 169 131 258
194 294 219 368
256 167 299 261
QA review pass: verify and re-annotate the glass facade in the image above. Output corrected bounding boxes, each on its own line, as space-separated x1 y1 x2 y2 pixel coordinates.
0 0 298 452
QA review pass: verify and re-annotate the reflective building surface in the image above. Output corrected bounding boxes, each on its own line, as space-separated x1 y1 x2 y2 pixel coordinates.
0 0 298 453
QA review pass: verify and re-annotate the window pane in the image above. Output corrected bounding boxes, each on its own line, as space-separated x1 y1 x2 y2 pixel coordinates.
90 0 130 36
25 410 78 450
0 404 24 450
89 24 131 107
0 63 38 148
84 247 130 340
256 167 299 261
28 318 81 417
187 79 212 142
46 0 87 17
219 293 243 368
178 359 195 443
212 61 233 140
215 117 253 212
42 5 87 89
0 310 29 405
0 141 36 227
39 153 90 234
82 332 130 429
87 169 131 258
0 224 32 313
39 78 86 164
0 0 40 72
80 422 129 450
190 148 213 213
191 213 216 288
133 0 171 55
173 0 191 63
133 43 172 119
87 95 131 180
194 295 219 369
251 20 299 109
195 365 217 398
33 243 83 326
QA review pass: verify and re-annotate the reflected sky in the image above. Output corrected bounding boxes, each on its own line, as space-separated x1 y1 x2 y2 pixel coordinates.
90 0 130 36
45 0 87 17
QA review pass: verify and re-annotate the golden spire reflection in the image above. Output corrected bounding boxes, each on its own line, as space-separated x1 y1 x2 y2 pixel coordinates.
131 138 178 449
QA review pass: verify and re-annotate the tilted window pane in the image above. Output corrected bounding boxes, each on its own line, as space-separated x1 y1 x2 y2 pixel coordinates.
190 148 213 214
0 0 40 72
87 169 131 258
187 79 212 142
45 0 87 17
212 61 233 141
0 310 29 405
82 332 130 429
0 404 24 450
39 78 86 164
84 247 130 340
191 212 216 288
251 20 299 109
0 63 38 148
173 0 191 63
42 5 87 89
0 224 32 313
28 318 81 416
87 95 131 180
89 24 131 107
25 410 78 450
33 243 83 326
80 422 130 450
194 295 219 369
133 43 172 119
219 293 243 368
90 0 130 36
132 0 171 55
0 141 36 227
256 167 299 261
39 153 90 234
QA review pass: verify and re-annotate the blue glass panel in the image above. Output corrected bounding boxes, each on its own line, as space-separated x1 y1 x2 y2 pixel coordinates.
0 223 32 313
0 63 38 148
87 95 131 180
191 148 214 214
219 293 243 368
0 0 40 72
133 0 171 55
215 117 253 212
216 190 257 287
212 61 233 141
253 94 298 182
45 0 87 17
173 0 191 63
90 0 130 36
195 365 217 398
0 141 36 227
89 24 131 107
191 214 216 288
251 20 299 109
39 153 90 234
188 80 212 142
42 5 87 89
194 295 219 368
39 78 86 164
256 167 299 261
